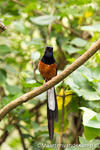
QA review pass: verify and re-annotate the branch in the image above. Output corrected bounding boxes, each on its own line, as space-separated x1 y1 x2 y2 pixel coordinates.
0 39 100 121
0 130 9 145
0 22 7 34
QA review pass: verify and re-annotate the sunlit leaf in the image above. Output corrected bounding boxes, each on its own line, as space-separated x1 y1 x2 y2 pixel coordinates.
86 113 100 128
21 79 41 88
80 107 96 126
79 137 100 150
63 45 82 54
14 21 29 34
57 88 72 110
85 11 92 18
81 24 100 32
70 38 87 47
67 68 100 100
31 51 40 62
24 38 44 46
30 15 57 25
80 107 100 140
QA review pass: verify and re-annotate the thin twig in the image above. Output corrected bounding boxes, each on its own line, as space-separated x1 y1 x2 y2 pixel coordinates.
54 20 82 38
75 97 81 144
58 81 65 150
29 100 46 113
57 93 75 97
12 0 25 6
30 58 42 84
0 39 100 121
0 87 4 109
14 123 27 150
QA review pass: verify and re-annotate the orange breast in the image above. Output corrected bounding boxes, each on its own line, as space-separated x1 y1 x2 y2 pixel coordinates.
38 61 57 81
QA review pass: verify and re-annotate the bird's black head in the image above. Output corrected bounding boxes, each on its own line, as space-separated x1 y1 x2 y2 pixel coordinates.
46 46 53 52
44 46 53 58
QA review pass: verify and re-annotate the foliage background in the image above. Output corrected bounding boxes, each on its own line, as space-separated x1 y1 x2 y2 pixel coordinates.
0 0 100 149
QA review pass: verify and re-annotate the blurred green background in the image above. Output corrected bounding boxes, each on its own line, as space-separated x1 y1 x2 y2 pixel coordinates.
0 0 100 150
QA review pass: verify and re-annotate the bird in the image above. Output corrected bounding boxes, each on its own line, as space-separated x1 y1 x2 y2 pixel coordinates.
38 46 58 140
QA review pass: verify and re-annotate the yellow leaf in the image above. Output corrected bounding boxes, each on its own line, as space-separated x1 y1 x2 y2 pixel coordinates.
57 88 72 110
85 11 92 18
54 122 68 134
54 110 69 134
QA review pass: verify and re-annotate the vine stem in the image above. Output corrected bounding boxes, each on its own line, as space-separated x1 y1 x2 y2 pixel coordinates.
58 81 65 150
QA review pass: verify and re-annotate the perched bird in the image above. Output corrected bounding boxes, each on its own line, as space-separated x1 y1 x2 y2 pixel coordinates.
38 46 58 140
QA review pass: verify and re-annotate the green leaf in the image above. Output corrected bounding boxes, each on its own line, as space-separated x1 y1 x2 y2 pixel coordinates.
25 2 37 12
14 21 28 34
63 45 82 54
30 15 57 25
5 83 21 95
76 85 100 100
71 70 86 88
79 137 100 150
84 126 100 140
65 146 89 150
3 20 11 25
9 138 20 148
12 92 23 100
0 69 7 86
67 68 100 100
54 110 69 134
80 107 100 140
24 38 44 46
31 121 40 133
70 38 87 47
81 24 100 32
19 109 31 122
92 66 100 80
21 79 41 88
6 124 14 132
4 64 18 74
22 133 33 139
18 123 29 132
3 92 23 106
0 45 11 54
69 96 79 113
31 51 40 62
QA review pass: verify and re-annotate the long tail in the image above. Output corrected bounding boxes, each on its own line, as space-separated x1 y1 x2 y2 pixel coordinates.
47 87 58 140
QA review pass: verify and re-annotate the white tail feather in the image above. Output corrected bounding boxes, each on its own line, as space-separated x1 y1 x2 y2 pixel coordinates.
47 87 55 111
